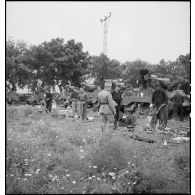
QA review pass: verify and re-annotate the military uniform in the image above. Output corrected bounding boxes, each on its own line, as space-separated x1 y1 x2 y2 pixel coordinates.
150 88 168 130
111 89 122 129
45 92 52 112
70 89 79 118
79 91 89 121
173 93 184 121
97 89 116 132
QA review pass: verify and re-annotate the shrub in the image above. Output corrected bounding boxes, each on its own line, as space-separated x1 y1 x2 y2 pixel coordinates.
91 134 133 173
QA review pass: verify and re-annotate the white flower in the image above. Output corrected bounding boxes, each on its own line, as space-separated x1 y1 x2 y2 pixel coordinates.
97 177 101 180
125 170 129 174
24 173 32 177
133 182 136 185
23 178 27 181
108 172 115 177
112 176 116 179
72 180 76 184
92 175 96 178
65 169 69 172
49 174 53 178
66 174 70 177
93 165 97 169
47 154 51 157
35 169 40 174
128 162 131 165
80 149 84 153
88 177 92 180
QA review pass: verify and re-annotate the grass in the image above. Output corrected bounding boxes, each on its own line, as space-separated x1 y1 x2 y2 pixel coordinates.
6 105 190 194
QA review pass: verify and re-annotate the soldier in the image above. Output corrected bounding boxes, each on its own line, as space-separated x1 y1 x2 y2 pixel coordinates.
97 84 116 133
79 87 89 122
150 82 169 130
70 86 80 121
172 84 185 121
111 83 122 130
45 88 52 113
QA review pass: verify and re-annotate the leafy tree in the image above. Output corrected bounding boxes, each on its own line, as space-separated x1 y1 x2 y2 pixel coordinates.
123 60 153 87
6 39 31 91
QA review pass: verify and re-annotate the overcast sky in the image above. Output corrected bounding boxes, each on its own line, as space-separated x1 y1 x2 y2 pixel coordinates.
6 1 190 64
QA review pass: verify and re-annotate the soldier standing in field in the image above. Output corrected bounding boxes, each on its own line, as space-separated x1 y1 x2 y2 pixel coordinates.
79 87 89 122
45 88 52 113
150 82 169 130
172 84 185 121
111 82 122 130
97 84 116 133
70 86 80 121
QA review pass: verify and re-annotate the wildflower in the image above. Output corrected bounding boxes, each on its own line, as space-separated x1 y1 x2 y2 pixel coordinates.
49 174 53 178
108 172 115 177
103 179 106 182
72 180 76 184
80 149 84 153
47 154 51 157
125 170 129 174
61 187 64 189
92 175 96 178
97 177 101 180
24 173 32 177
66 174 70 177
35 169 40 174
134 155 137 158
88 165 91 168
23 178 27 181
128 162 131 165
112 176 116 180
88 177 92 180
93 165 97 169
10 174 14 177
65 169 69 172
31 159 35 162
133 182 136 185
80 156 84 159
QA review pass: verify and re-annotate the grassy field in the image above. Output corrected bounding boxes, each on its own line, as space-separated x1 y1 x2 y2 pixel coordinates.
6 105 190 194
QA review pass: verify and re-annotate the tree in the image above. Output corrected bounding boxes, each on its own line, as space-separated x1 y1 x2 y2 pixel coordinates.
6 39 31 91
123 60 153 87
28 38 91 91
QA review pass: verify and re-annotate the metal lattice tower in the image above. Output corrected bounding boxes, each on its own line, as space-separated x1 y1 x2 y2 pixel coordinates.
100 12 111 56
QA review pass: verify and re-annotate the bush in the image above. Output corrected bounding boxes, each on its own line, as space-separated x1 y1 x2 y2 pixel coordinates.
91 134 133 173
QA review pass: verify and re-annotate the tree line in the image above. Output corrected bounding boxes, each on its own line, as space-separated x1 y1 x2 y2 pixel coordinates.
6 37 190 92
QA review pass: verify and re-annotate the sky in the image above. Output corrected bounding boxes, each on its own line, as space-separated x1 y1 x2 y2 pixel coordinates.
6 1 190 64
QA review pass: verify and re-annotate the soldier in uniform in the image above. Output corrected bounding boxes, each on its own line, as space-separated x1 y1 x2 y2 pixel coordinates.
79 87 89 122
97 84 116 133
70 86 80 121
111 83 122 130
45 88 52 113
150 83 169 130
